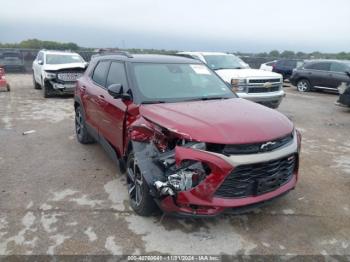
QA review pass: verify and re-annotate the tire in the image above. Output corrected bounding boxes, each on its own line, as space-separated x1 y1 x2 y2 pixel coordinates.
43 84 52 98
296 79 311 92
33 74 41 89
43 81 55 98
126 151 157 216
75 106 95 144
6 84 10 92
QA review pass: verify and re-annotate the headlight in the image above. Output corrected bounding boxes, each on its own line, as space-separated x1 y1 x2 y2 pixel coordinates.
230 78 246 92
44 71 56 79
338 82 348 94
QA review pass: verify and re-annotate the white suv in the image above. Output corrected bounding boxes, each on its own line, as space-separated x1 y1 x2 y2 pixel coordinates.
177 52 284 108
32 50 87 97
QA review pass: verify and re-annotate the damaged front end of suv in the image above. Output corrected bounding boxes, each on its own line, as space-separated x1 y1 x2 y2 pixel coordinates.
127 108 301 217
43 68 85 97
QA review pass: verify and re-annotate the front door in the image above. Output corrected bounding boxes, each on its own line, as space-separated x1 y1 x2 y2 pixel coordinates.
98 61 130 155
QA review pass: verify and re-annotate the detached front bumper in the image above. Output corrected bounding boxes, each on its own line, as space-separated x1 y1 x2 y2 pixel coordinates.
158 131 300 217
237 90 285 107
45 79 76 95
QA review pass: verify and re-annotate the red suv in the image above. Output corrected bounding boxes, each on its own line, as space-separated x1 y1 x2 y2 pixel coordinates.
74 52 301 217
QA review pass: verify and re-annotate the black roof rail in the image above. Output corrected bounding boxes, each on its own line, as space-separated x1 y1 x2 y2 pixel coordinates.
93 49 133 58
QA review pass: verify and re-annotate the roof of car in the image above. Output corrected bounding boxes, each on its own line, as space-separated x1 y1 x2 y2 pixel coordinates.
40 50 80 56
177 51 228 56
303 59 350 64
93 54 201 64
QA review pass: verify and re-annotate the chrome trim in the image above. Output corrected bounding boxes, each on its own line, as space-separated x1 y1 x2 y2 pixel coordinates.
313 86 338 91
200 130 297 167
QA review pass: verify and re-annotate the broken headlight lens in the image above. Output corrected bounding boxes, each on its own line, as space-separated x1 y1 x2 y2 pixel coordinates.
44 71 56 80
154 161 208 196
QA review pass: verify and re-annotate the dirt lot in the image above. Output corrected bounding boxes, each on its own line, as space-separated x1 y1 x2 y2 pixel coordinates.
0 74 349 256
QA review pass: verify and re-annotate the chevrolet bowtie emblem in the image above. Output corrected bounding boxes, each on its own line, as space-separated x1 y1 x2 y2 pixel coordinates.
260 141 276 150
263 82 272 88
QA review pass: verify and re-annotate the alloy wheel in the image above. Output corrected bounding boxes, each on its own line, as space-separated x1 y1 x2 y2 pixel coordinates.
297 80 309 92
75 108 83 137
127 155 144 206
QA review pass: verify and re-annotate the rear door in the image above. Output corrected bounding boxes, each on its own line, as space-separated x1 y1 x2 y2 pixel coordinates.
304 62 331 87
329 62 350 89
84 60 111 131
98 61 129 153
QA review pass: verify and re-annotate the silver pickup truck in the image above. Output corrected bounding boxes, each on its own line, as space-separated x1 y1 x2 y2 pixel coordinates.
177 52 284 108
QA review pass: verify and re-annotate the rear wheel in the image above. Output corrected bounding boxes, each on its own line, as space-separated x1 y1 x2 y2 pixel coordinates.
297 79 311 92
126 151 157 216
6 84 10 92
75 106 95 144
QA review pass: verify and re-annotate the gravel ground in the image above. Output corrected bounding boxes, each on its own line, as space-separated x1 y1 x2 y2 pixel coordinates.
0 74 349 257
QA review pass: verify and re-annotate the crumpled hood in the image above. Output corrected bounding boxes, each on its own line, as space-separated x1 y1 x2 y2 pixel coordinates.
140 98 293 144
43 62 87 71
215 68 282 82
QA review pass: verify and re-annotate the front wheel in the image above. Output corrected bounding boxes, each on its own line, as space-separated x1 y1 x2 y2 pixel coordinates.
126 151 157 216
297 79 311 92
6 84 10 92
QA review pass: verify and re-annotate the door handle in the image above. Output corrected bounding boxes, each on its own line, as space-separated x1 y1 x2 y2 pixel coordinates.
99 95 105 99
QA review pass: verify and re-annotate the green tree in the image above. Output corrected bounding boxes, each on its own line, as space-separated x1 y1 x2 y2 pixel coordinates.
281 50 295 58
269 50 280 57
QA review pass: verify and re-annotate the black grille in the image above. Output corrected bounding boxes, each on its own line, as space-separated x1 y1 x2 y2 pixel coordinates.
222 133 293 155
248 86 280 93
249 79 281 84
215 154 296 198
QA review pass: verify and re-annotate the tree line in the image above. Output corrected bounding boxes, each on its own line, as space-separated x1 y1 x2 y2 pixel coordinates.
237 50 350 60
1 39 349 60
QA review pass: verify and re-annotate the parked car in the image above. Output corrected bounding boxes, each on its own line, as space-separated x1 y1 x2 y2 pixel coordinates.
272 59 304 79
0 68 10 91
177 52 284 108
74 52 302 217
336 73 350 107
290 60 350 92
259 60 276 71
0 51 25 72
32 50 87 97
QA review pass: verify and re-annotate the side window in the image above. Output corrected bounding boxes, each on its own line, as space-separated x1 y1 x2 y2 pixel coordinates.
92 61 110 87
37 52 44 62
305 62 330 71
106 62 128 89
285 60 294 67
330 62 348 73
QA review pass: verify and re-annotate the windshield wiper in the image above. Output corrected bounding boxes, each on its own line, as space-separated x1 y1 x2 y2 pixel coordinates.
141 101 166 104
185 96 229 102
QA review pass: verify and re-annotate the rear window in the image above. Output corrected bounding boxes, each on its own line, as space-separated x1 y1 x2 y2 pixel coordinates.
330 62 349 73
305 62 330 71
92 61 110 87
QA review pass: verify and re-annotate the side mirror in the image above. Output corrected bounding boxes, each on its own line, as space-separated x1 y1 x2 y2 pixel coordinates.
107 84 131 100
345 71 350 78
38 60 43 65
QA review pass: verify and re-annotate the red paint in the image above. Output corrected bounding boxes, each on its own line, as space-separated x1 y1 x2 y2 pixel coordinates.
76 58 300 217
140 98 294 144
0 68 8 89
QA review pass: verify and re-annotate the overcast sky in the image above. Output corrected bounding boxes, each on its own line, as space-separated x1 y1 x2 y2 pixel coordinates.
0 0 349 52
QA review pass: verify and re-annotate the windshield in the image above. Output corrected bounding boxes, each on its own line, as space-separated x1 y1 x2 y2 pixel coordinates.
203 55 249 70
131 63 235 103
46 54 84 65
